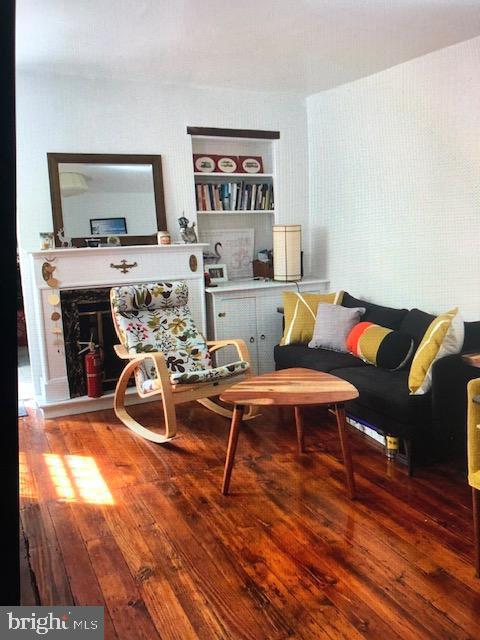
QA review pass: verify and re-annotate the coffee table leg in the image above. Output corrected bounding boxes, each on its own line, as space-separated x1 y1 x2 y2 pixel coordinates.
294 406 304 454
334 403 356 499
222 404 245 495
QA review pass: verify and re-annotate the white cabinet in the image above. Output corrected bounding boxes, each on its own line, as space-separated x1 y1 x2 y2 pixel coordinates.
212 296 257 368
255 292 285 373
206 278 329 374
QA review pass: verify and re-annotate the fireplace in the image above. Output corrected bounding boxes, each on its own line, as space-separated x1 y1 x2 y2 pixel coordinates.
61 288 129 398
28 243 207 416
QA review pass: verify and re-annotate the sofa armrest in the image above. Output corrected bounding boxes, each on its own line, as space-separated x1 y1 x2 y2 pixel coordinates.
431 353 480 462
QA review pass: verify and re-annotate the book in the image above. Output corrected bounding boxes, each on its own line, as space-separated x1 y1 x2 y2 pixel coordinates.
195 180 274 212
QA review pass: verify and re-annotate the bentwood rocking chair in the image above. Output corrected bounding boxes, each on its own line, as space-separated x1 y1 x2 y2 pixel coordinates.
110 280 255 443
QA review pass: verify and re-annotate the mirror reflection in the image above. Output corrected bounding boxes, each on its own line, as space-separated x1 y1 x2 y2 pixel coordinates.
58 162 157 239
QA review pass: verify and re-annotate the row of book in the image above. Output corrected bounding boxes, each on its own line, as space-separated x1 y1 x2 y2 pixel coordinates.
195 182 274 212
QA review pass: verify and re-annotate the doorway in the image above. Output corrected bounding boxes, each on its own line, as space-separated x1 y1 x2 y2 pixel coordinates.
17 252 33 409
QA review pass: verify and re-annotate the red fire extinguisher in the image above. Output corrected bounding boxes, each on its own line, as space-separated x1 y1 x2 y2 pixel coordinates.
79 337 103 398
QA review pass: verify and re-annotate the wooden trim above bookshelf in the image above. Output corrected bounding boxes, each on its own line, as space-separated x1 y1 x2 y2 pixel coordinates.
187 126 280 140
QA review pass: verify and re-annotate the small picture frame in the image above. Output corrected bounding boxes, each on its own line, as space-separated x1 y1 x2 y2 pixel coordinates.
39 232 54 250
90 217 127 235
85 237 101 248
205 263 228 283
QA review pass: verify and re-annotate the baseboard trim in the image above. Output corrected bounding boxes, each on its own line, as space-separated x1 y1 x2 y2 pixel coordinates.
38 387 159 418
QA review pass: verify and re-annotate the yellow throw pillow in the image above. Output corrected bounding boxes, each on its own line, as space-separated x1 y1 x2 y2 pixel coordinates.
408 307 464 395
281 291 344 345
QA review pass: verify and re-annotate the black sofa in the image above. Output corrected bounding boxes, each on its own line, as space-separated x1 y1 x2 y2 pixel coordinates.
274 292 480 471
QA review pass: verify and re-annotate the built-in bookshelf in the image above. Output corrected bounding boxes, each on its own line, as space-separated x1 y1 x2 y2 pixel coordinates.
188 127 279 256
195 176 274 213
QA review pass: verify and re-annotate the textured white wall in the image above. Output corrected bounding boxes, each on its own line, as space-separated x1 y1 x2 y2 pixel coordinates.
307 36 480 320
16 73 309 394
16 74 308 248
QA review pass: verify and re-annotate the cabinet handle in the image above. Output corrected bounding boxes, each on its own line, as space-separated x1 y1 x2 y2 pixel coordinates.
218 312 226 318
260 334 266 340
250 337 255 343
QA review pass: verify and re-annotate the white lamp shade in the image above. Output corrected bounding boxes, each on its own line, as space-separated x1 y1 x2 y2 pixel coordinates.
60 172 88 197
273 224 302 281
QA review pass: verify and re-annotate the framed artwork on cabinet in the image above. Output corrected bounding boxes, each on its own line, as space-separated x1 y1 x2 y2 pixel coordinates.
205 263 228 283
201 228 255 279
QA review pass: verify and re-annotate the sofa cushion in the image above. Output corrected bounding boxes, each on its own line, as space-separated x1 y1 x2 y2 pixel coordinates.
308 304 365 352
274 344 367 373
408 308 464 395
341 292 408 330
333 365 430 426
347 322 414 371
398 308 436 350
281 290 344 345
464 321 480 353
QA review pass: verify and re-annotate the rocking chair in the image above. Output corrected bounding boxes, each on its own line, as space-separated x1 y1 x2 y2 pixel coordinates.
110 280 255 443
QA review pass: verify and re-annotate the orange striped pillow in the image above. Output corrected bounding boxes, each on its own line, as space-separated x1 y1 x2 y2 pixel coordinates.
347 322 414 371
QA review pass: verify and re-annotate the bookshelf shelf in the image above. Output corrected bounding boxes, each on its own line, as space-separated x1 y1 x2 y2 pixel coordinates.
197 210 275 215
194 172 273 179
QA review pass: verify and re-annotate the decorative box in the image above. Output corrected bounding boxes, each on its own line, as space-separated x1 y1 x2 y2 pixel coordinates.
252 259 274 279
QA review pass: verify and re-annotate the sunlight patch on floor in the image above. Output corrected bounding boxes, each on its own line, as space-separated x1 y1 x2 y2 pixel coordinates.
19 452 37 501
43 453 114 505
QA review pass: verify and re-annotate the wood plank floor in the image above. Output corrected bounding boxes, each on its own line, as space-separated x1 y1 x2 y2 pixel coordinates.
19 400 480 640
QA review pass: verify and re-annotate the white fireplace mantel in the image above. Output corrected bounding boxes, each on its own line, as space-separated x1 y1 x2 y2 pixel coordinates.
28 243 208 417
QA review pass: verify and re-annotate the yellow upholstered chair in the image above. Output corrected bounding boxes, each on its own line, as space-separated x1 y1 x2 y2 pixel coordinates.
467 378 480 577
110 280 255 444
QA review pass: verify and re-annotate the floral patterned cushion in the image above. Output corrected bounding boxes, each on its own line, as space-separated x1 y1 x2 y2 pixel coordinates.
111 281 214 390
111 281 248 391
170 360 249 386
140 359 249 391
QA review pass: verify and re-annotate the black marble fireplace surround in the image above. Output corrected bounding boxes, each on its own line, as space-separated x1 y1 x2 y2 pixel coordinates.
61 287 125 398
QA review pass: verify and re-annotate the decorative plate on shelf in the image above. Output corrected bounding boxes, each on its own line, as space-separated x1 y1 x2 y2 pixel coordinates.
193 154 216 173
216 156 239 173
239 156 263 174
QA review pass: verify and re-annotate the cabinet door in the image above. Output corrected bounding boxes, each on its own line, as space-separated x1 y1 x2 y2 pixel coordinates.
255 293 285 374
214 296 258 373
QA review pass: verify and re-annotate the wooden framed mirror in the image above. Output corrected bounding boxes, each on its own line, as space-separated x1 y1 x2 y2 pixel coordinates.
47 153 167 247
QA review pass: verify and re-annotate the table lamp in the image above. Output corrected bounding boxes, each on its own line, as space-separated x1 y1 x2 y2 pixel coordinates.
273 224 302 281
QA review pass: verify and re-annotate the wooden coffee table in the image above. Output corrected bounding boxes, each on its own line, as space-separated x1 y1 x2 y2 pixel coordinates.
220 367 359 498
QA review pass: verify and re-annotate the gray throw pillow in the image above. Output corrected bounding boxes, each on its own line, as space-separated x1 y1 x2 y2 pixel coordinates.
308 303 366 352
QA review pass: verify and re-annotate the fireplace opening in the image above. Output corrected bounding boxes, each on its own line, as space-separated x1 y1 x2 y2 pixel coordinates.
61 288 132 398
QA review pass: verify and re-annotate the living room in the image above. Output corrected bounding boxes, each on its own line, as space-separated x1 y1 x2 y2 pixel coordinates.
8 1 480 638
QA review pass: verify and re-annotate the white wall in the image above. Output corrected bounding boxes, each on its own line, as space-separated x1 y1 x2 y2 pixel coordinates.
16 73 309 394
17 73 309 248
307 36 480 321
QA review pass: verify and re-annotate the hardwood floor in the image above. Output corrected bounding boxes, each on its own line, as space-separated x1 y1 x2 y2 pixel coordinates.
19 400 480 639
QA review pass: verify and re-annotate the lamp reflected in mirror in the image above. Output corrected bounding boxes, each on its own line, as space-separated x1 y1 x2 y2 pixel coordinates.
59 171 88 197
